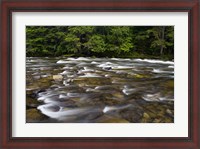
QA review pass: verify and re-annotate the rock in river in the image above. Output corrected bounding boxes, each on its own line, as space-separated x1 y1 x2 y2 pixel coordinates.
26 108 48 122
53 75 63 81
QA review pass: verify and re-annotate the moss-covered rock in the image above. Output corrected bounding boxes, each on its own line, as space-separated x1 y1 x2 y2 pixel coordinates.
96 115 129 123
73 77 111 86
79 93 122 106
26 76 53 91
133 74 151 79
163 80 174 89
26 97 41 108
141 102 174 123
119 106 143 122
141 112 152 123
53 75 63 81
26 108 48 122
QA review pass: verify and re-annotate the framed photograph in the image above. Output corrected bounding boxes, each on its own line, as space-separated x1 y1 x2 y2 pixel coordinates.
0 0 199 148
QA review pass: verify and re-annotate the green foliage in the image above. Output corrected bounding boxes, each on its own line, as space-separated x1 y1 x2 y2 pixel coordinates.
106 27 133 54
84 35 106 53
26 26 174 59
146 26 174 55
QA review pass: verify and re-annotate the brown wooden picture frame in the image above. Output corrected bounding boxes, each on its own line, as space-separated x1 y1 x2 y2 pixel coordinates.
0 0 199 148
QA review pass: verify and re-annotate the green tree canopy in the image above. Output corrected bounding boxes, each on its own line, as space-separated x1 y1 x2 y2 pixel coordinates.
26 26 174 59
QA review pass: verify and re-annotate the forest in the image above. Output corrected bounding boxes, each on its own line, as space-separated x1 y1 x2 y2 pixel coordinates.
26 26 174 60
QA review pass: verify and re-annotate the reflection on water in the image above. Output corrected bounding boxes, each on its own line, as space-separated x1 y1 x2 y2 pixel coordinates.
26 57 174 123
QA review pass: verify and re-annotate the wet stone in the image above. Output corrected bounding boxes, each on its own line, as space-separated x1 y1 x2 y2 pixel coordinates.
166 109 174 118
141 112 152 123
53 75 63 81
26 108 48 122
60 99 77 108
78 110 104 121
95 115 130 123
73 77 111 86
79 93 123 106
119 106 143 122
26 97 41 108
141 102 174 123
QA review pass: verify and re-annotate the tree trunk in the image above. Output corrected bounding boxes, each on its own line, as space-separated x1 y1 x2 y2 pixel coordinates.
160 26 165 55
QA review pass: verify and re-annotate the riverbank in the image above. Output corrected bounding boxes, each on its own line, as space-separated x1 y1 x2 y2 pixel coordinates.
28 52 174 61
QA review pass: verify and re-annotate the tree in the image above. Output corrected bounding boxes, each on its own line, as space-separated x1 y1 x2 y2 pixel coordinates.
147 26 168 55
84 34 106 54
65 26 95 55
106 26 134 55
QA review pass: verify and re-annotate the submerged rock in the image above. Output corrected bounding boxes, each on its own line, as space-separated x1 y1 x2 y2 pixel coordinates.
163 80 174 90
141 112 152 123
141 102 174 123
26 97 41 108
95 115 129 123
73 77 111 86
77 110 104 121
119 106 143 122
26 76 53 91
79 93 122 106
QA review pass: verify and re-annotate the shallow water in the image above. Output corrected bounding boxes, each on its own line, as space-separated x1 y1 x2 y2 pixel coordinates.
26 57 174 123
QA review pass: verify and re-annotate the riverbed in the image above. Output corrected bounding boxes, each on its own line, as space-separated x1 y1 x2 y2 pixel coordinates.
26 57 174 123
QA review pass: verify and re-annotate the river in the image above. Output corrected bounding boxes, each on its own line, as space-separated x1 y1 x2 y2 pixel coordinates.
26 57 174 123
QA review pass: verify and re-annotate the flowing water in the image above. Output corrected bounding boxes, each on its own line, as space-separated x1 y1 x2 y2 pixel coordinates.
26 57 174 123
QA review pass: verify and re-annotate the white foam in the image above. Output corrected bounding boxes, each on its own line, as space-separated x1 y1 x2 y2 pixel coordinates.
67 93 81 97
103 106 118 113
37 105 88 119
77 67 95 72
91 61 100 64
103 104 132 113
60 70 69 75
44 98 58 104
67 57 90 61
153 69 174 74
56 60 68 64
105 74 110 77
134 59 174 65
142 93 174 102
142 97 159 102
122 88 136 95
98 62 115 68
168 65 174 68
79 73 101 78
59 94 68 99
86 88 96 92
159 97 174 101
153 69 163 73
112 66 133 69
